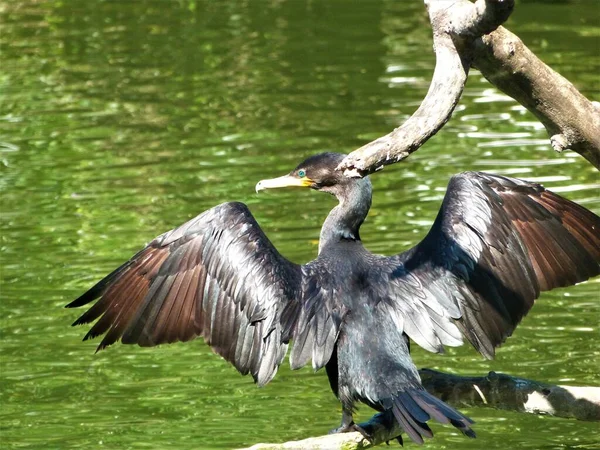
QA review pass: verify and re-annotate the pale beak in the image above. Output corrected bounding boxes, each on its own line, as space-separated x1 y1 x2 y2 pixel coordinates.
255 174 313 193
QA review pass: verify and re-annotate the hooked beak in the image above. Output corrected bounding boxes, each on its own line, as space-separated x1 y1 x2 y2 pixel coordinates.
255 174 313 193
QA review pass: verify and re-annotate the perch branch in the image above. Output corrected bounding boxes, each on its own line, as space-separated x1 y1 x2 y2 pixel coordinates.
339 0 600 177
338 1 473 178
239 369 600 450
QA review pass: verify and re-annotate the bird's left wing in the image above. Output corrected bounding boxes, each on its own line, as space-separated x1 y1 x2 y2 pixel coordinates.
381 172 599 358
67 202 302 386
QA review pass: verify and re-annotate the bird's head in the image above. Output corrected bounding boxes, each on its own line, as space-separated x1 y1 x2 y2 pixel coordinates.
256 152 355 196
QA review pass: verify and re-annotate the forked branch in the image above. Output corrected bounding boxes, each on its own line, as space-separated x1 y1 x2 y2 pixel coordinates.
339 0 600 177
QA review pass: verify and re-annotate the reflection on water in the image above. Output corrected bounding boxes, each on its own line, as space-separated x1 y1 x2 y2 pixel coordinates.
1 0 599 449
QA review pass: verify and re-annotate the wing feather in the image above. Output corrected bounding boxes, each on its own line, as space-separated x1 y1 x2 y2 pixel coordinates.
386 172 599 358
67 202 302 385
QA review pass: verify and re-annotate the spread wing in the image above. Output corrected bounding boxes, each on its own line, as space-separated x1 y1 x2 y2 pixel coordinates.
383 172 600 358
286 263 348 371
67 202 303 386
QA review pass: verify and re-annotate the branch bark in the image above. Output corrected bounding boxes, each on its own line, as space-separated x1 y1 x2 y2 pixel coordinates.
471 26 600 167
337 0 477 178
239 369 600 450
338 0 600 177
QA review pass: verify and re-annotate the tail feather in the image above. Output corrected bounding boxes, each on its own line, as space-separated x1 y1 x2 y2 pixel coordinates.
390 389 476 444
396 391 431 423
391 400 433 444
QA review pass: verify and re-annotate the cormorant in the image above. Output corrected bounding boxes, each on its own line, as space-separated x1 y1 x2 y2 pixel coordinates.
67 152 600 444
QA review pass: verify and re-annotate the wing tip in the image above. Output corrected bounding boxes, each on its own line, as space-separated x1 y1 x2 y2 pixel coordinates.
66 290 98 309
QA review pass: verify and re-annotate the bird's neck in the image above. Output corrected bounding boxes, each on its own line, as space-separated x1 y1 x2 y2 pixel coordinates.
319 178 372 254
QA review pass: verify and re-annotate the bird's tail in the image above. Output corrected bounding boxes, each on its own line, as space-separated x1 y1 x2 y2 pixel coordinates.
388 388 476 444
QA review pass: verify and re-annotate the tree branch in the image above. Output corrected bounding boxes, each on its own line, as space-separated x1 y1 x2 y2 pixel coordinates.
339 0 600 177
239 370 600 450
337 1 475 178
448 0 514 37
471 26 600 168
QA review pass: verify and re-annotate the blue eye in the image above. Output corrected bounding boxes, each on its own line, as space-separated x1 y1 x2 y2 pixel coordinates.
298 169 306 177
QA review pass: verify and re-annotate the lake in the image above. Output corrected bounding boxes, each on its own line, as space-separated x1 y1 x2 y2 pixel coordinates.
1 0 599 449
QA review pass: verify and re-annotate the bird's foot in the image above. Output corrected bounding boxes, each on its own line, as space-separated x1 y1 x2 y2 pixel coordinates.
328 422 373 441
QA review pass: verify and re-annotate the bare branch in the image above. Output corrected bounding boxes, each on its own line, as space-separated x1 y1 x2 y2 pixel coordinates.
472 26 600 168
240 432 369 450
338 3 470 177
447 0 514 37
339 0 599 177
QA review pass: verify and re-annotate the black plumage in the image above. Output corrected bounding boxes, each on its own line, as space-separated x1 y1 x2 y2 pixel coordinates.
67 152 600 444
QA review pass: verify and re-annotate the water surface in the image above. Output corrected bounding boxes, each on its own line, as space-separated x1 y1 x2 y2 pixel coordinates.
1 1 599 449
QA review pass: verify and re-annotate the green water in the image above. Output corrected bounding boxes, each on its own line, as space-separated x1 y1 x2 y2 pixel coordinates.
1 0 599 449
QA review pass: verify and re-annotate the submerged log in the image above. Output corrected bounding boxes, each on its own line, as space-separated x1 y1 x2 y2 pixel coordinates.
419 369 600 421
239 369 600 450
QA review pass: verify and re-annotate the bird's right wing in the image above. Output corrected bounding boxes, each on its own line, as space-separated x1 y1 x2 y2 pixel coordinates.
67 202 303 386
382 172 599 358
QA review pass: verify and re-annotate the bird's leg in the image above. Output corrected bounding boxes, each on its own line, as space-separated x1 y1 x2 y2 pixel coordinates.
329 408 354 433
328 406 371 440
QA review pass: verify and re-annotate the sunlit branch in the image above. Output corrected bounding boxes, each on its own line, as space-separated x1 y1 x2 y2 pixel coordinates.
339 0 599 177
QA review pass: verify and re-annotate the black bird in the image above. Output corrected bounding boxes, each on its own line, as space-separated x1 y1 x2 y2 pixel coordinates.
67 153 600 444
